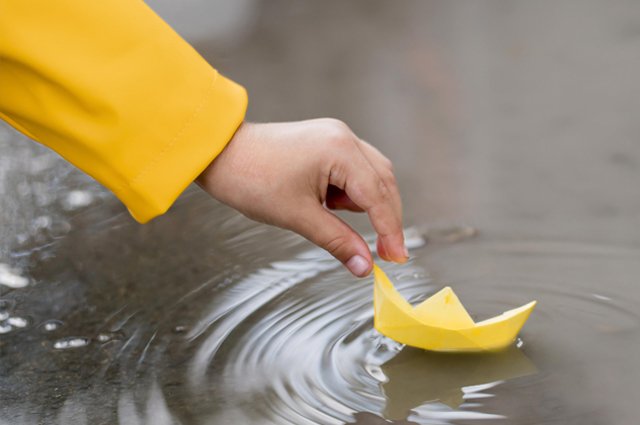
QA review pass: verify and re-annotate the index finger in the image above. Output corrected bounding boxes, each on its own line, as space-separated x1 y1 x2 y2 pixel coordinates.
354 139 405 260
331 148 407 263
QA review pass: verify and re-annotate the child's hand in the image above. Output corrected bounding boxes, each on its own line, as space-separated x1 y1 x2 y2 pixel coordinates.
197 119 407 277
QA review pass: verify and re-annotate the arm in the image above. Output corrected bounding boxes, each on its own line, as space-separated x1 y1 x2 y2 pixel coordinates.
0 0 247 223
0 1 407 276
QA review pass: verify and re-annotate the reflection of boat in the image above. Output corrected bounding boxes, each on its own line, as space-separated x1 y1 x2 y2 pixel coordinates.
373 265 536 352
381 346 537 419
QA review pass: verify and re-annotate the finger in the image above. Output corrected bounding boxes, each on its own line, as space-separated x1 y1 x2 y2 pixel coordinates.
355 140 402 217
291 201 373 277
325 185 364 212
331 149 407 263
354 140 406 261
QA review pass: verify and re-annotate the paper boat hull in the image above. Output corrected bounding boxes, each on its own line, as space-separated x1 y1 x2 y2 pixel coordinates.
374 265 536 352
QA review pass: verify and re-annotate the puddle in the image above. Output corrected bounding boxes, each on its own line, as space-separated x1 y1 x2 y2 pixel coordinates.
1 208 638 424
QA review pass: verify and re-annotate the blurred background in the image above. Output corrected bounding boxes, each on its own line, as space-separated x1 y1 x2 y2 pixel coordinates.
1 1 640 424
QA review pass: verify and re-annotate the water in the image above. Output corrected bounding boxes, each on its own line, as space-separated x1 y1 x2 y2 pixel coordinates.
2 210 639 424
2 1 640 424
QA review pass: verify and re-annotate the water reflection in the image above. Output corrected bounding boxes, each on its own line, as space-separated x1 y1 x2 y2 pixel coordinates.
381 346 536 419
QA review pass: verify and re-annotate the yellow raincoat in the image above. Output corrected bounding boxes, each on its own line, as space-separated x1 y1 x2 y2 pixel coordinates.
0 0 248 222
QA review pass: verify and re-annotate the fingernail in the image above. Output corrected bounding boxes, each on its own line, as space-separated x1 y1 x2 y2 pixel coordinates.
403 246 409 259
346 255 370 277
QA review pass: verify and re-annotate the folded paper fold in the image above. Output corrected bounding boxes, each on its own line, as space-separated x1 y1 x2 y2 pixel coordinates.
373 265 536 352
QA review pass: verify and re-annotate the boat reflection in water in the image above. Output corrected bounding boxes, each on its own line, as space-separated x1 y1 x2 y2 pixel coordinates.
381 346 537 420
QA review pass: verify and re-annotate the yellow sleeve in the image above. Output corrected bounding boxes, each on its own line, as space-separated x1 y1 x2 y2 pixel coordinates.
0 0 248 223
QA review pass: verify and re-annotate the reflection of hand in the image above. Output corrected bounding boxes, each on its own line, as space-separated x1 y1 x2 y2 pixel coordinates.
197 119 408 277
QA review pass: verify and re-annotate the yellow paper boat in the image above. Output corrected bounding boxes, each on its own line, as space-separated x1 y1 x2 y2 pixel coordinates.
373 265 536 352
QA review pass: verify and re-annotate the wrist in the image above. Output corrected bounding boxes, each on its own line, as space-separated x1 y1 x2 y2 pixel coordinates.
197 121 249 187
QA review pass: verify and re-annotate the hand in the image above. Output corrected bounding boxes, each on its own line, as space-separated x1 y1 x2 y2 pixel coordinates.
197 119 407 277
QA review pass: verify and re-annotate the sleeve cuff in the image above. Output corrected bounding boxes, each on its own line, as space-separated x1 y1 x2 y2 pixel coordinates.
122 73 248 223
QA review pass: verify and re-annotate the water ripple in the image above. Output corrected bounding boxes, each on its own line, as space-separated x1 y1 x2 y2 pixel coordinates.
2 220 640 424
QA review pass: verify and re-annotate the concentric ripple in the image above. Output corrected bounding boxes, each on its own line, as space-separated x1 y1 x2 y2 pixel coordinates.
183 230 430 424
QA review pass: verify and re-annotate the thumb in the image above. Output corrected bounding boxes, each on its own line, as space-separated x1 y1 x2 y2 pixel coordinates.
292 203 373 277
